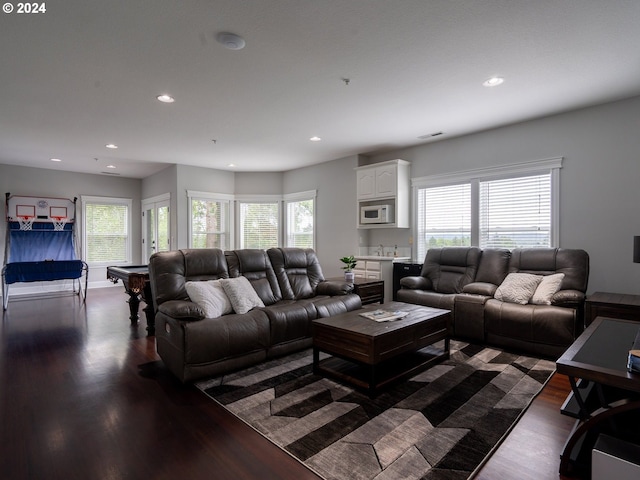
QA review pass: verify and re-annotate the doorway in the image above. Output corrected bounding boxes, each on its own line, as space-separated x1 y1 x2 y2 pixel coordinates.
142 193 170 263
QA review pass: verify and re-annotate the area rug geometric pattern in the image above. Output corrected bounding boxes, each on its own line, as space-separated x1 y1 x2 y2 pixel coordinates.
196 341 555 480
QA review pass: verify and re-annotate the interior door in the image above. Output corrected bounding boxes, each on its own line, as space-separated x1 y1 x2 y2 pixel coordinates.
142 194 170 263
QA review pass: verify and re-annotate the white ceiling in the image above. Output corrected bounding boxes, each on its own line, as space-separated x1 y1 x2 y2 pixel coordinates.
1 1 640 179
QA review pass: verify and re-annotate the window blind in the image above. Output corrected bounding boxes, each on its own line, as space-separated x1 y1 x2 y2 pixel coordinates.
239 202 279 249
191 199 230 249
479 173 551 248
286 199 314 248
416 183 471 261
85 203 129 263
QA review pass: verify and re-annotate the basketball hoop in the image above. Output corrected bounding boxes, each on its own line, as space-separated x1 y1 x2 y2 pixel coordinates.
52 216 67 231
17 216 34 231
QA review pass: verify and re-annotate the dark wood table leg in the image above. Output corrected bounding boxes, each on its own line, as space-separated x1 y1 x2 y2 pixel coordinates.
123 288 141 325
141 282 155 335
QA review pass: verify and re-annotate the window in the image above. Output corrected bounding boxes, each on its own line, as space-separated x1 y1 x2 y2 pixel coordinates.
417 183 471 255
188 191 232 250
82 196 132 264
284 191 316 249
479 173 551 249
238 199 280 249
414 158 561 260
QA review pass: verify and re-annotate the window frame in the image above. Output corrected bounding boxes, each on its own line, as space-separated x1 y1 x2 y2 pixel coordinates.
187 190 234 250
412 157 562 260
81 195 133 266
283 190 317 250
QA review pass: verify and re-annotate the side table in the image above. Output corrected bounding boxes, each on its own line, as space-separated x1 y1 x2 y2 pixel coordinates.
585 292 640 327
327 277 384 305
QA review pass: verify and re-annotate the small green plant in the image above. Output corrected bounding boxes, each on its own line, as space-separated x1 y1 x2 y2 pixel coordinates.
340 255 357 272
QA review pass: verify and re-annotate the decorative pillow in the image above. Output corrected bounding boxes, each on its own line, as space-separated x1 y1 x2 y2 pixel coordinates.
494 273 542 305
531 273 565 305
184 280 233 318
220 277 265 314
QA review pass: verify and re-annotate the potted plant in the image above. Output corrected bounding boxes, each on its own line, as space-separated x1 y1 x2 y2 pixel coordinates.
340 255 357 282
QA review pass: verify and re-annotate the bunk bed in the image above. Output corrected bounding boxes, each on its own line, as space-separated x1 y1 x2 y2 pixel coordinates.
2 193 88 309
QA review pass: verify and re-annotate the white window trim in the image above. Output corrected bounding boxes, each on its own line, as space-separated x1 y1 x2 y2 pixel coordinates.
284 190 317 250
80 195 133 266
411 157 562 259
186 190 235 249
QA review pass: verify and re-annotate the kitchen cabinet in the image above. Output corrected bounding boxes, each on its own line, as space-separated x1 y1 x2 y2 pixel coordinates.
355 159 410 228
353 256 411 305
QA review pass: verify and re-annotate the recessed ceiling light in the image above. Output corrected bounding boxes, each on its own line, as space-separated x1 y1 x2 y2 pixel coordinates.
227 163 236 167
157 94 175 103
106 164 116 169
310 136 322 142
483 76 504 87
105 143 118 149
216 32 246 50
50 158 62 162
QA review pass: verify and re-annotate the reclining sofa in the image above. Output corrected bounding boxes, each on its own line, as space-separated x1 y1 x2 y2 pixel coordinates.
149 247 361 382
398 247 589 358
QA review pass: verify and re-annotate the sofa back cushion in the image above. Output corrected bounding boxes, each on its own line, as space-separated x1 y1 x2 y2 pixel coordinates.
474 248 511 286
508 248 589 293
420 247 481 294
149 248 229 308
267 247 325 300
225 249 282 305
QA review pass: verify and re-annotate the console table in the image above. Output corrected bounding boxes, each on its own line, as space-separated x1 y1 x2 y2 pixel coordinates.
585 292 640 327
556 317 640 476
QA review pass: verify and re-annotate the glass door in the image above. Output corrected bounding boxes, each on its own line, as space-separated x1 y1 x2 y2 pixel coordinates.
142 194 170 263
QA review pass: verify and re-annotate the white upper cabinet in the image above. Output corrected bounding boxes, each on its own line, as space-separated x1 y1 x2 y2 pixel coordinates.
355 159 410 228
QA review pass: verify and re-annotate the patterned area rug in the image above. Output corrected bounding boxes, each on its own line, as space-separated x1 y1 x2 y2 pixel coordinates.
196 341 555 480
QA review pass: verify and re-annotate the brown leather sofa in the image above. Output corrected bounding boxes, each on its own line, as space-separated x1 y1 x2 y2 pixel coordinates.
398 247 589 358
149 247 361 382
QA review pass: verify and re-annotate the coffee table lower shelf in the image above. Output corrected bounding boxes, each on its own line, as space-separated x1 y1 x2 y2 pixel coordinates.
313 342 449 397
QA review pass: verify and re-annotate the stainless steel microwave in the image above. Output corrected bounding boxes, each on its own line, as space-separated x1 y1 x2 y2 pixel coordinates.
360 204 394 224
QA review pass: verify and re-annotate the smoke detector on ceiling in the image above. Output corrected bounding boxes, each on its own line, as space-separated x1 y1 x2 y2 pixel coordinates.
216 32 246 50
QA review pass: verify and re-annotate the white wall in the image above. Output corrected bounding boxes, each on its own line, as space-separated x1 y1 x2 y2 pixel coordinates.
367 95 640 294
283 155 360 277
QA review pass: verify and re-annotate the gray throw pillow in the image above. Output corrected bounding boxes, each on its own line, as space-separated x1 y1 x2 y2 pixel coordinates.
220 277 265 314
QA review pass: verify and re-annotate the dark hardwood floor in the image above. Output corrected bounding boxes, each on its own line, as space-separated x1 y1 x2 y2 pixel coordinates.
1 287 576 479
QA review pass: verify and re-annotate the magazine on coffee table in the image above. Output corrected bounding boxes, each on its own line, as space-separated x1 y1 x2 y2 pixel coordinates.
359 309 409 322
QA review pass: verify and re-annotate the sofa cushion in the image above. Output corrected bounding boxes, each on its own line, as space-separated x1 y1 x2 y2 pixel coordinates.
421 247 481 294
494 273 542 305
267 247 325 300
531 273 565 305
220 276 265 314
185 279 233 318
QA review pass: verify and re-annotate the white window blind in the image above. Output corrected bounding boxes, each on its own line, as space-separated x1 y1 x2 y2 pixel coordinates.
416 183 471 261
239 202 279 249
83 198 131 264
285 198 314 248
190 198 230 249
479 173 551 249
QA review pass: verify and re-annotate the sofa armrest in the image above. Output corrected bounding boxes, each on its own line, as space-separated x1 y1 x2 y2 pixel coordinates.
551 289 585 307
157 300 205 320
463 282 498 296
400 276 431 290
317 280 354 296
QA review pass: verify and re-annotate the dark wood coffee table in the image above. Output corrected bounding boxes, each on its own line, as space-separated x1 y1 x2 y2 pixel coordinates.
312 301 450 397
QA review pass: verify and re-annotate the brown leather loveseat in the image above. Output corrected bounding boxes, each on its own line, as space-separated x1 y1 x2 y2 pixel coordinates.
149 247 361 382
398 247 589 358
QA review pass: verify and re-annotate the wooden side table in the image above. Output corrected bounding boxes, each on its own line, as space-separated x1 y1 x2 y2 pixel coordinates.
585 292 640 327
327 277 384 305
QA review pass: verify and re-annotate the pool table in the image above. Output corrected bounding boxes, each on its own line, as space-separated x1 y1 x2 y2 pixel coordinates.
107 265 155 335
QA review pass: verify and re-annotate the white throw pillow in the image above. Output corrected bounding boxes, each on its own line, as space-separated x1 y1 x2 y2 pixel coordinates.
185 280 233 318
531 273 565 305
494 273 542 305
220 277 265 314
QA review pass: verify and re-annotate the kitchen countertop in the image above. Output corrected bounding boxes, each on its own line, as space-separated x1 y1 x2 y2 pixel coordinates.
354 256 411 262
